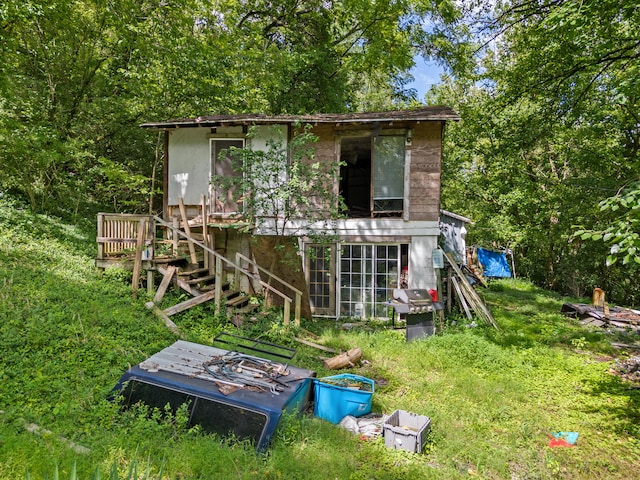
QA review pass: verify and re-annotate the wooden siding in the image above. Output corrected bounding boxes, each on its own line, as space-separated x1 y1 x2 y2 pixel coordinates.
303 124 339 212
408 122 442 221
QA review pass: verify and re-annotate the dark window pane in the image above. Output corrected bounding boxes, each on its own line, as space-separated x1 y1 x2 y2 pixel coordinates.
191 398 267 445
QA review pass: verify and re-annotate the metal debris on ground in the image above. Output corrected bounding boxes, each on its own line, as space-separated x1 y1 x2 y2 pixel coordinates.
561 303 640 333
611 356 640 384
203 352 291 395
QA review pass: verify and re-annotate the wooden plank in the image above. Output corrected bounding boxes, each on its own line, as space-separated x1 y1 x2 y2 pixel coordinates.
178 197 198 264
163 289 218 317
184 274 217 285
145 301 181 336
611 342 640 350
226 293 249 308
293 337 338 353
445 252 498 329
157 266 198 296
451 276 472 320
154 265 176 303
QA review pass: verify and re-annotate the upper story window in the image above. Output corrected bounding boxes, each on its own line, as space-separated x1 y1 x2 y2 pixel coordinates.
339 134 406 218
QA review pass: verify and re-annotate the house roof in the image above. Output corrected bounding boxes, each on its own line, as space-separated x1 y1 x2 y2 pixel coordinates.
140 106 460 130
440 209 473 224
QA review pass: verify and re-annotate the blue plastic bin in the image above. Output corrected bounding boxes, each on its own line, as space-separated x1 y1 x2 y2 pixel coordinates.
313 374 374 424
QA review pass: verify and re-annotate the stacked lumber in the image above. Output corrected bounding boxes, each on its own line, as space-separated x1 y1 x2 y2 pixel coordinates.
444 252 498 329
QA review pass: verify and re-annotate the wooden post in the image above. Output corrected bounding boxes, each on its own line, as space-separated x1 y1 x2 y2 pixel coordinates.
147 270 154 295
172 217 179 256
294 294 301 327
132 219 146 299
214 256 223 316
233 252 242 291
96 213 105 276
283 298 291 326
201 194 208 269
208 233 215 275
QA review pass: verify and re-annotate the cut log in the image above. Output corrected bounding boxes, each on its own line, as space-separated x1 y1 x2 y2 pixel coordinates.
323 348 362 370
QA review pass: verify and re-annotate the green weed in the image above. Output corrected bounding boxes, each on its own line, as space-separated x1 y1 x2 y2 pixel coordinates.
2 196 640 479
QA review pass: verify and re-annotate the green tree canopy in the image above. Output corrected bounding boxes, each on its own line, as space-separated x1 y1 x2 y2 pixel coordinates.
429 0 640 302
0 0 463 214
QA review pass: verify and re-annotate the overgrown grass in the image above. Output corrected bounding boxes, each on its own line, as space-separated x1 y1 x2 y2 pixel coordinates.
1 196 639 479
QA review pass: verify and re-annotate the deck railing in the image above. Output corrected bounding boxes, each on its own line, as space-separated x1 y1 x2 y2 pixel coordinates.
96 213 154 262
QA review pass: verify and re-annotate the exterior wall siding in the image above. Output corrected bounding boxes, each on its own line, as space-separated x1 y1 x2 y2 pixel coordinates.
408 122 442 221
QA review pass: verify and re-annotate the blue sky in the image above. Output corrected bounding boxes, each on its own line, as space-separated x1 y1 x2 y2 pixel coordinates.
406 57 444 100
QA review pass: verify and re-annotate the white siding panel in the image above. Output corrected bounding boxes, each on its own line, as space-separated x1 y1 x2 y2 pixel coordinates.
408 236 438 290
168 129 211 205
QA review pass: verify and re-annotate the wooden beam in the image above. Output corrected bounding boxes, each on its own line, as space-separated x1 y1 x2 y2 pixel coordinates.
157 266 198 296
145 301 181 336
154 265 176 303
178 197 198 264
163 289 218 317
293 337 338 353
445 252 498 329
451 276 472 320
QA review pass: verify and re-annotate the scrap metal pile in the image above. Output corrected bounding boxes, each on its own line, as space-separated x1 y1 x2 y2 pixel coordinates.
611 356 640 384
203 352 292 395
561 303 640 333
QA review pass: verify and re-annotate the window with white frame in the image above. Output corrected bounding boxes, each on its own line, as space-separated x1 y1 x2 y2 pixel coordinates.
339 244 402 318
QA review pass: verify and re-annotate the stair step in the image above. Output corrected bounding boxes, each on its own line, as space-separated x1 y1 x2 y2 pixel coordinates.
184 274 217 285
199 281 230 293
226 293 250 308
178 267 209 277
235 303 260 315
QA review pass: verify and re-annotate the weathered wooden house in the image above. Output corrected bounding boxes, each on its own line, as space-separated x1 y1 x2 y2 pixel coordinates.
97 107 459 322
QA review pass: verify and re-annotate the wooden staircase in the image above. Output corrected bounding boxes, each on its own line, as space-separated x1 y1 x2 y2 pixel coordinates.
97 211 303 328
152 263 260 323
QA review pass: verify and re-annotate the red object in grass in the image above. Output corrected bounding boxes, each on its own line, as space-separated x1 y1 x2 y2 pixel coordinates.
548 437 574 448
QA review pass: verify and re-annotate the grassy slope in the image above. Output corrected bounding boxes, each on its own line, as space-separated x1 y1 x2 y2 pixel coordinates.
1 196 639 479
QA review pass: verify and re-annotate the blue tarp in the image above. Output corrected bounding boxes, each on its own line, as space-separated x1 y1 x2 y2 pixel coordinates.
477 248 512 278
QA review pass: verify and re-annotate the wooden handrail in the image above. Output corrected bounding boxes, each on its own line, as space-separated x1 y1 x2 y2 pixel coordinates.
153 216 298 325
